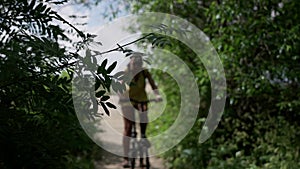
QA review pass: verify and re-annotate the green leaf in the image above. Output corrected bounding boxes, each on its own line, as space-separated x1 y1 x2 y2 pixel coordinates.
29 0 36 10
35 3 43 11
123 49 133 53
95 90 106 98
100 95 110 101
113 71 124 78
95 79 100 91
111 81 118 92
100 102 110 116
101 59 108 68
107 61 117 74
125 52 132 57
83 54 91 66
106 102 116 109
97 65 104 74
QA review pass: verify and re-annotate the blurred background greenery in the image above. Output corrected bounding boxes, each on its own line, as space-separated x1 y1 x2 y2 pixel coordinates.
128 1 300 168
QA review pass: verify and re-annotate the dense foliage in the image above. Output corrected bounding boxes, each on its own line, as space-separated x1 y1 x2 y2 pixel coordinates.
0 0 106 168
129 0 300 168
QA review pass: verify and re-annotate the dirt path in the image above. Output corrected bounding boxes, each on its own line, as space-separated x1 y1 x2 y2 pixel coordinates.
94 150 165 169
93 98 166 169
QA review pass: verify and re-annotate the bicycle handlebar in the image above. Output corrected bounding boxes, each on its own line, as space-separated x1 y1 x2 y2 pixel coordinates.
119 98 162 104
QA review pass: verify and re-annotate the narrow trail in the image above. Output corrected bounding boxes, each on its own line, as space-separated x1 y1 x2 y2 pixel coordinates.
93 99 166 169
94 150 165 169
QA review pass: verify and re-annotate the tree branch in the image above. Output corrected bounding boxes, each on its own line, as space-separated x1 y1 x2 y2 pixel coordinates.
0 33 153 88
99 33 153 55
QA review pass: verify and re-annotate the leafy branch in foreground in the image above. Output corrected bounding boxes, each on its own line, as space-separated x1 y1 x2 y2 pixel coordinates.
0 0 103 168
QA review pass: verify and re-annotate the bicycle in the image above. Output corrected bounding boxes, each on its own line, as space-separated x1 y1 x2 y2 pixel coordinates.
121 98 161 169
128 119 151 169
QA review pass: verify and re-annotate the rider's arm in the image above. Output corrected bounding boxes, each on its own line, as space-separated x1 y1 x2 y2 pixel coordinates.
144 70 157 90
144 70 162 100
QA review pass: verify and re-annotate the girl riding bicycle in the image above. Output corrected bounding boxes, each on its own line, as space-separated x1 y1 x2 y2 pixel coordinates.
119 53 161 168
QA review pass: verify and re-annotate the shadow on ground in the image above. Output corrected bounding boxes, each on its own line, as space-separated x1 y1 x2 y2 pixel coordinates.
94 146 165 169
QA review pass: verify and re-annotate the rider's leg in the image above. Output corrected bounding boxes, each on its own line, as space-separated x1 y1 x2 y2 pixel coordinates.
138 103 148 138
122 106 134 163
137 103 150 167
